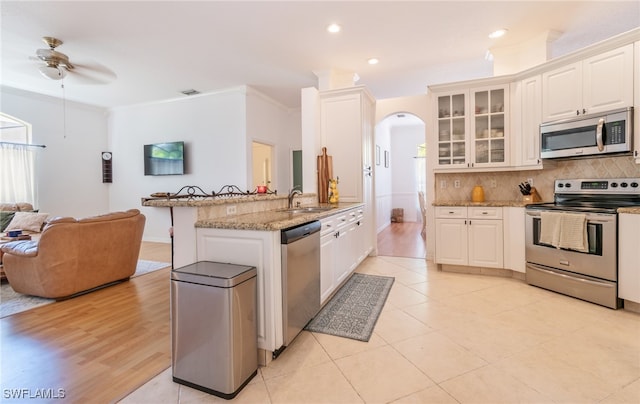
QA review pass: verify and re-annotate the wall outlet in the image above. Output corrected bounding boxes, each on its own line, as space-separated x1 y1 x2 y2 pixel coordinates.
490 179 497 188
440 180 447 189
454 180 461 188
526 178 534 186
226 205 237 215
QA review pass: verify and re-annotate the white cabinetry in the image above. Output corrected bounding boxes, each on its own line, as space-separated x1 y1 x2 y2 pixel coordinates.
433 82 509 170
320 87 375 203
436 92 469 167
542 44 634 122
319 206 369 305
435 206 503 268
320 216 337 303
502 207 526 273
470 85 509 168
196 228 282 352
511 75 542 168
619 213 640 304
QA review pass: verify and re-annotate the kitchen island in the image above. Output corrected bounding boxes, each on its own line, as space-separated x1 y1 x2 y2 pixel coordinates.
142 194 366 364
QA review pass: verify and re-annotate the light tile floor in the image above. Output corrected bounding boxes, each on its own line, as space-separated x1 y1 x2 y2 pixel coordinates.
120 256 640 403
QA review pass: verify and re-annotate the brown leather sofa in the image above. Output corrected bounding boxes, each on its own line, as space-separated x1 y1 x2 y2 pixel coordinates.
1 209 145 299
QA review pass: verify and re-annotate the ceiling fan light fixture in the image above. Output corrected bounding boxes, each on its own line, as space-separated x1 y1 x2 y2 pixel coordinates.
39 65 66 80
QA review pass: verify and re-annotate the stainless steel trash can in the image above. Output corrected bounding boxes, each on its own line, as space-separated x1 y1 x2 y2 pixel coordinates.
171 261 257 399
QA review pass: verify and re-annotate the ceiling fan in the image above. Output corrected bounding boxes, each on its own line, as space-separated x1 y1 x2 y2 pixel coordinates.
33 36 116 84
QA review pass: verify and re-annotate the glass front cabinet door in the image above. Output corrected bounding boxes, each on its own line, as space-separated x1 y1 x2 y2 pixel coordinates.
471 86 509 167
437 92 468 166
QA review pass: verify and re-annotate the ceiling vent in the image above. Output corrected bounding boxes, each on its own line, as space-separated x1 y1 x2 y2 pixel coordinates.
180 89 200 96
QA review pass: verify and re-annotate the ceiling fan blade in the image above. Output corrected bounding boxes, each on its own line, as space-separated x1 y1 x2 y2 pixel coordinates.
67 60 117 85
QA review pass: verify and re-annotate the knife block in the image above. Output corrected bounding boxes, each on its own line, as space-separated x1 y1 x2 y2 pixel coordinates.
523 187 542 203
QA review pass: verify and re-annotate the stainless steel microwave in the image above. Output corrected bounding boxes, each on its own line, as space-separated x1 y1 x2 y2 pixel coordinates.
540 107 633 159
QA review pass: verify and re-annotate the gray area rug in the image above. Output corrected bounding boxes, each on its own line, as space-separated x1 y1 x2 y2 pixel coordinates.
306 273 394 342
0 260 170 318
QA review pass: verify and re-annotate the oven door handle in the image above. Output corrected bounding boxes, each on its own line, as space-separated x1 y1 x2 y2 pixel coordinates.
531 265 615 288
596 118 605 151
525 210 615 223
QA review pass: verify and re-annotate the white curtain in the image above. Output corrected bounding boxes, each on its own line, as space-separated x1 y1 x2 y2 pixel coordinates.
0 142 39 206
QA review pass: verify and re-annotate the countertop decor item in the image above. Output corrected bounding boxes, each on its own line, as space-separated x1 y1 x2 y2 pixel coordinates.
317 147 333 203
518 181 542 202
471 185 485 202
328 178 339 203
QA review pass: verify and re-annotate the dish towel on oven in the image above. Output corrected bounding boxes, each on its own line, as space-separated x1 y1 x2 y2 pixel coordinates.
539 211 588 252
558 213 588 252
539 211 561 247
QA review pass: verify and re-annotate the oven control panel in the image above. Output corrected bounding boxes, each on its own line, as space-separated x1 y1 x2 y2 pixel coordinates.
555 178 640 194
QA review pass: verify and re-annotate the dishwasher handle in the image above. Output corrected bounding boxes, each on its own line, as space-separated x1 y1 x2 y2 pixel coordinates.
281 221 321 244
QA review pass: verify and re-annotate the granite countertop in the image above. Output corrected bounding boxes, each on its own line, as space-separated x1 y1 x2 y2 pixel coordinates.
141 193 285 207
196 202 364 231
432 200 550 208
618 207 640 214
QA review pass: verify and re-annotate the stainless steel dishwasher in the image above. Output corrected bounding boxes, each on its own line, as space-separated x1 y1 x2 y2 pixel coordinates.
281 220 321 346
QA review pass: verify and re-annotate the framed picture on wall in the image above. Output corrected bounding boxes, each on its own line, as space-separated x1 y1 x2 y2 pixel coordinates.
384 150 389 168
376 145 380 165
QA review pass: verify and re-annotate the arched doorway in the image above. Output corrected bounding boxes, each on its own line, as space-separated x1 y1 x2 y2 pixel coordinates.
374 112 426 258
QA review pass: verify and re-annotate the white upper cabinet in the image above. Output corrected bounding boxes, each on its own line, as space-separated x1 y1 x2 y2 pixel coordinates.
542 44 634 122
470 85 509 168
436 91 469 167
319 87 375 202
512 75 542 168
434 84 509 170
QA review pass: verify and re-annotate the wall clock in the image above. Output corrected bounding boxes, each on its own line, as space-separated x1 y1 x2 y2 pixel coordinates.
102 151 113 183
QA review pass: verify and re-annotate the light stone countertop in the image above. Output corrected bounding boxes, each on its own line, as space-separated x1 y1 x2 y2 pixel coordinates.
618 207 640 214
196 202 364 231
141 193 285 207
432 200 551 208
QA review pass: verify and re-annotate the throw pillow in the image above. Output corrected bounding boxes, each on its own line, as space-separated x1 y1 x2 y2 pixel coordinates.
4 212 50 233
0 211 16 232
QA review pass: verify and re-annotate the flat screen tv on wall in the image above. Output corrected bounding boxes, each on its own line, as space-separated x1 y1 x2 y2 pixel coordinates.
144 141 185 175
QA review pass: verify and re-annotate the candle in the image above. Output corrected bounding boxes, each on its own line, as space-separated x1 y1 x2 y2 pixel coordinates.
257 185 267 194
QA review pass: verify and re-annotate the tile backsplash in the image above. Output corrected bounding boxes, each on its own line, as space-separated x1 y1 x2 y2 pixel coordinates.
435 156 640 202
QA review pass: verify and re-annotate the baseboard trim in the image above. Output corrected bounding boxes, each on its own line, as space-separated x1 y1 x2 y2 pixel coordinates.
439 264 525 281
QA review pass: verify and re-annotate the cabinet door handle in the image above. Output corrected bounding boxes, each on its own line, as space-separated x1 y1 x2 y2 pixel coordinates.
576 110 580 115
583 108 586 115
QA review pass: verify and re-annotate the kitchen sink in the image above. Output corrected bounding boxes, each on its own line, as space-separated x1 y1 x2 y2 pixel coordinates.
278 207 334 214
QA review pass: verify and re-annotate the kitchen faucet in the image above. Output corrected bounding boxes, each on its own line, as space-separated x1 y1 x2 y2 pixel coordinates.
288 187 302 208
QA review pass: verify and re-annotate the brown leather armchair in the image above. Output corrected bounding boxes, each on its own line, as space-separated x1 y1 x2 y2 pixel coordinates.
1 209 146 299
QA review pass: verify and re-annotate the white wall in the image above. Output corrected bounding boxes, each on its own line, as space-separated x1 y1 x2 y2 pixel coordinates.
246 89 299 193
3 85 299 243
374 119 392 233
1 86 109 218
109 86 298 242
390 125 424 222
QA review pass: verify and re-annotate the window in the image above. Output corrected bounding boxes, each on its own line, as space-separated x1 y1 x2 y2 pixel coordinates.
0 113 40 206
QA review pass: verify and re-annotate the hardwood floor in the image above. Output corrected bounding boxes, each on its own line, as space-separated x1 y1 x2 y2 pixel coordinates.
1 242 173 403
376 221 426 259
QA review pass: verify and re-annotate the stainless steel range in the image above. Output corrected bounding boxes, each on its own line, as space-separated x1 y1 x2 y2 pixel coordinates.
525 178 640 309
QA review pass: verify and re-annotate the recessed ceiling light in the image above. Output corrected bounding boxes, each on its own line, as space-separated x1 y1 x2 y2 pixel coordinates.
488 29 508 39
327 23 341 33
367 58 379 65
